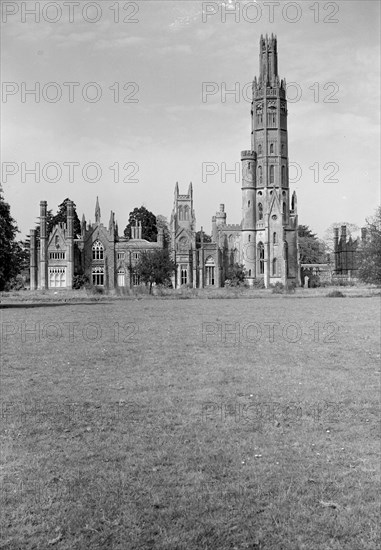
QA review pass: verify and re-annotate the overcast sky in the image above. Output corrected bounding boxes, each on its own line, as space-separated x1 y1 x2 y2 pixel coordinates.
1 0 380 239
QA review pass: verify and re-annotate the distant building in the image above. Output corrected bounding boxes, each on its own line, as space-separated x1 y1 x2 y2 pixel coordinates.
333 225 363 276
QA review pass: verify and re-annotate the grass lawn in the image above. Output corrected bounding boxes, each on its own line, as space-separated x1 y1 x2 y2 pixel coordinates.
1 294 380 549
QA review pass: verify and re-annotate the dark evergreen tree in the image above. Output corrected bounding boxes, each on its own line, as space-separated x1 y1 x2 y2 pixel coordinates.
51 198 81 237
156 215 171 248
124 206 158 242
0 193 27 290
225 263 247 286
196 231 212 245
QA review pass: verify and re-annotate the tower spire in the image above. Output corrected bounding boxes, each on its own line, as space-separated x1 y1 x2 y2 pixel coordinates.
259 33 278 87
95 196 101 223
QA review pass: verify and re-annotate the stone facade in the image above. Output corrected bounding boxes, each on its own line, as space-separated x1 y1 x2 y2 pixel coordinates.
30 34 299 291
333 225 362 276
30 198 164 290
170 34 299 289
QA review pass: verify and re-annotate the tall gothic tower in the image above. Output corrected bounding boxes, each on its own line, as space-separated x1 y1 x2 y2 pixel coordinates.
241 34 299 286
170 182 197 287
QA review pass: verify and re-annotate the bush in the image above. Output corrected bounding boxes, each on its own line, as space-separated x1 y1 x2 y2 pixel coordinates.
86 285 105 295
5 275 26 291
225 263 247 287
286 281 297 293
252 278 265 289
326 290 345 298
331 278 355 287
72 274 89 290
271 282 285 294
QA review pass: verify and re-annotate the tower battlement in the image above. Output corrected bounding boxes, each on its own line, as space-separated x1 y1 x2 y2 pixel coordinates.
241 150 256 160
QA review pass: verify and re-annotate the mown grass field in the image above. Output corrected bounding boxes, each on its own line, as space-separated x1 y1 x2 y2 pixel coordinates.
1 293 380 549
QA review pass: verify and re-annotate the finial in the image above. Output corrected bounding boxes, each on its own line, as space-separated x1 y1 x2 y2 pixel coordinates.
95 196 101 223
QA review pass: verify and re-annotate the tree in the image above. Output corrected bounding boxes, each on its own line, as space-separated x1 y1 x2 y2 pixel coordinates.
50 198 81 237
130 248 176 294
33 198 81 240
156 215 171 248
357 206 381 285
298 225 326 264
124 206 158 242
225 263 247 286
196 231 212 245
0 193 26 290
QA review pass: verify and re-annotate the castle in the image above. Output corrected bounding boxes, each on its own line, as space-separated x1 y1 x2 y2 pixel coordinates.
30 35 299 290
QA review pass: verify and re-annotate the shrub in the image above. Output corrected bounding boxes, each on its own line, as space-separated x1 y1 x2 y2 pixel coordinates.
286 281 297 293
331 278 355 287
225 263 247 287
252 278 265 289
271 282 285 294
86 285 105 295
326 290 345 298
73 274 89 289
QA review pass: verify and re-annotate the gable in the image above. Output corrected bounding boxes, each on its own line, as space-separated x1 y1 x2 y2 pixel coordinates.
48 225 67 251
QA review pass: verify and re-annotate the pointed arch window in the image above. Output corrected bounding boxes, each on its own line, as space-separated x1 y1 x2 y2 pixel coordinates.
273 232 277 244
92 240 104 260
283 202 287 222
183 205 189 220
258 166 262 185
272 258 277 276
181 265 188 285
258 203 263 220
258 242 265 275
270 143 274 154
178 205 183 221
258 144 262 155
282 166 286 186
269 165 274 185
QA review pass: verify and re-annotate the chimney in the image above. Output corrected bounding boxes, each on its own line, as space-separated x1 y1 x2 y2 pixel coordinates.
341 225 347 243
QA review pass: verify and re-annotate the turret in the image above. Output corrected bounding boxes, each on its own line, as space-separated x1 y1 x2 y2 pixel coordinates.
212 216 217 242
39 200 48 289
259 33 278 87
30 229 37 290
341 225 347 244
66 200 74 289
241 150 256 283
81 214 86 237
108 210 115 235
215 204 227 227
